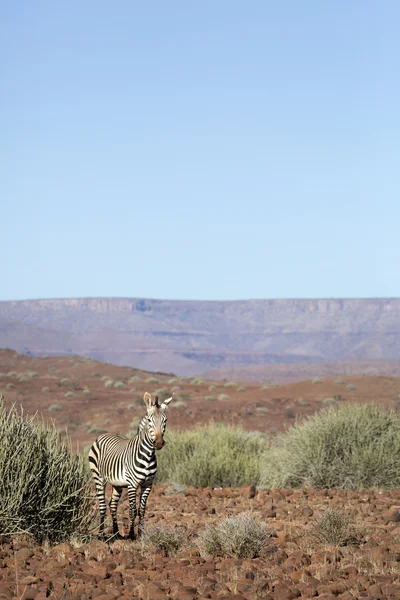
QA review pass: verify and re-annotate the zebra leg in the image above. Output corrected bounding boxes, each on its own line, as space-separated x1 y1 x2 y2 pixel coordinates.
138 485 152 538
127 485 138 540
95 481 107 540
109 486 123 538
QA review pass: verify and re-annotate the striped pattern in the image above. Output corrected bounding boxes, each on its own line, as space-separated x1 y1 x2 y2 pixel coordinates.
89 392 172 540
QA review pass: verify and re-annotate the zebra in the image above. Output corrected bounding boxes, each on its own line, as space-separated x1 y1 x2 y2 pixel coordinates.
88 391 173 540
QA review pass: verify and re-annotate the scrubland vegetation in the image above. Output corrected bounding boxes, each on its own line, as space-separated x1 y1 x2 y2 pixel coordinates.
158 404 400 490
0 395 93 544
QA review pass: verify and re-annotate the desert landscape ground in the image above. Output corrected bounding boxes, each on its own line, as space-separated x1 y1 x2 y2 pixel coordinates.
1 348 400 599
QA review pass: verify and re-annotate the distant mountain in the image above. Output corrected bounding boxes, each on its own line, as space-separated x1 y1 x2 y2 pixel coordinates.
1 297 400 376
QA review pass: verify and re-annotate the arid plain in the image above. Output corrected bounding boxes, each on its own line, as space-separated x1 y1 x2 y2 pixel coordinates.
1 348 400 599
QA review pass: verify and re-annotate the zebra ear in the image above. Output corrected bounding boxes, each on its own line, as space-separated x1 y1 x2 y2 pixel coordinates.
143 392 153 409
161 395 173 409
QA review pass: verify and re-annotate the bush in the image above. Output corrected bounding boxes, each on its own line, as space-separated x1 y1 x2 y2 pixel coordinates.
157 424 266 487
48 404 62 412
0 395 93 544
310 508 350 546
218 394 229 401
197 512 270 558
260 404 400 489
113 381 125 388
140 523 184 556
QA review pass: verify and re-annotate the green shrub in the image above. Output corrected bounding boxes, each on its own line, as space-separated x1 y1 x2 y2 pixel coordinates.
65 391 75 398
104 380 114 388
208 385 216 392
260 404 400 489
48 404 62 412
0 396 93 544
347 384 357 391
312 377 322 384
237 386 246 392
157 424 266 487
204 395 215 402
197 512 270 558
83 388 91 396
218 394 229 401
129 375 141 383
146 377 159 384
113 381 125 388
42 387 51 393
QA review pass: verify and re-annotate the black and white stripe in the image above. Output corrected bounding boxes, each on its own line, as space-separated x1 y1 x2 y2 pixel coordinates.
89 391 172 540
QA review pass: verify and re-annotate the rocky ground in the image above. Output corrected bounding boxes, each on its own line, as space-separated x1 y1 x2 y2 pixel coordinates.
1 486 400 600
2 350 400 599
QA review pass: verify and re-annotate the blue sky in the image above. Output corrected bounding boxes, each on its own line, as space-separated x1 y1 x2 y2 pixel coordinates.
2 1 399 301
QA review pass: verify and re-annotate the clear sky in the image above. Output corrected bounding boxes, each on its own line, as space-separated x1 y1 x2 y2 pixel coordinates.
2 1 399 301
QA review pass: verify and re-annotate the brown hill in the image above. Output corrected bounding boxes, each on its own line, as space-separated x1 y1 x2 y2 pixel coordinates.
2 348 400 451
1 297 400 375
203 359 400 383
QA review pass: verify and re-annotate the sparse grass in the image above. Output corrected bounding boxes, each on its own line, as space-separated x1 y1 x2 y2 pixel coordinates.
86 425 108 434
65 391 75 398
164 482 187 495
310 508 350 546
312 377 322 384
60 378 70 385
48 404 62 412
157 424 266 487
197 512 271 558
0 395 93 544
260 403 400 489
208 385 216 392
218 394 230 401
347 383 357 390
334 379 345 385
170 400 186 408
224 381 237 388
113 381 125 388
204 395 215 402
146 377 159 384
6 383 15 390
154 388 171 401
129 375 141 383
139 523 185 556
83 388 91 396
42 386 51 393
237 386 246 392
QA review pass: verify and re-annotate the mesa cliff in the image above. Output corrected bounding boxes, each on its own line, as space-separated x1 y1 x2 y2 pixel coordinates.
1 297 399 376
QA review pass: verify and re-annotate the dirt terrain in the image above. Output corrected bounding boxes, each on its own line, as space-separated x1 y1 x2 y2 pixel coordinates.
1 487 400 599
1 348 400 451
2 348 400 599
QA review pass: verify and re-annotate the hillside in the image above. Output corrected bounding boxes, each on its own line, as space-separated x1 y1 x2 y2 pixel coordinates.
1 297 400 375
1 348 400 450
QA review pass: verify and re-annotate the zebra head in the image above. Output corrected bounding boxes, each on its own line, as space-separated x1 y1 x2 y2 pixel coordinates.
143 392 173 450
